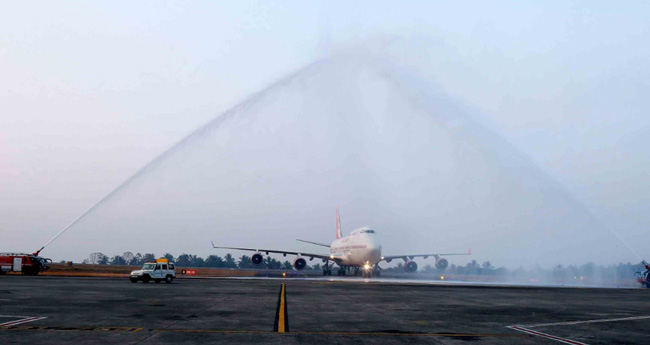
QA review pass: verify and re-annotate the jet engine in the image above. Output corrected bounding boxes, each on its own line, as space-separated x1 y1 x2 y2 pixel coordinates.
251 253 264 265
435 258 449 270
293 257 307 270
405 260 418 272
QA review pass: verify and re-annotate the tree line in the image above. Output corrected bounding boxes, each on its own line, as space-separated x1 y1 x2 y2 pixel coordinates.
78 252 647 282
79 252 323 270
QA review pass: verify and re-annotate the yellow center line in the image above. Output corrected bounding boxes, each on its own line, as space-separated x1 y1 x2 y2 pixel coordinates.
278 284 286 333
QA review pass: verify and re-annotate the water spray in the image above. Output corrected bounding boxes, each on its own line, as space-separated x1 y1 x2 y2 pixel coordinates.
34 60 325 256
32 53 643 270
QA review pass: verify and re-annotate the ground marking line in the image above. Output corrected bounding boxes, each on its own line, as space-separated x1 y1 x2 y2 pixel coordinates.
523 315 650 328
0 316 47 327
507 315 650 345
273 284 288 333
508 326 587 345
0 326 141 332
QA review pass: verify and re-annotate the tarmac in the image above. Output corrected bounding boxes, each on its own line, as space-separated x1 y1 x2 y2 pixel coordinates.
1 275 649 344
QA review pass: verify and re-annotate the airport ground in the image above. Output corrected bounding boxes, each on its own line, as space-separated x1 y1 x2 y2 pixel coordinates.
1 276 649 344
18 263 641 288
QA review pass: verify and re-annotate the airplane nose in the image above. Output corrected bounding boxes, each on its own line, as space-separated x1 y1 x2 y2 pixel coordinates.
367 240 382 261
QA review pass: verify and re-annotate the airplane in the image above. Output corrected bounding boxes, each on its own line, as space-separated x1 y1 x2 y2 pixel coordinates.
212 207 470 278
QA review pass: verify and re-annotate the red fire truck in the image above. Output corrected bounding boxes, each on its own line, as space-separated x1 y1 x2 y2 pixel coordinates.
0 253 51 275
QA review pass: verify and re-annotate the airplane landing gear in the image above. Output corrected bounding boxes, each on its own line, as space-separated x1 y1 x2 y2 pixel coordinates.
360 264 381 278
323 261 332 276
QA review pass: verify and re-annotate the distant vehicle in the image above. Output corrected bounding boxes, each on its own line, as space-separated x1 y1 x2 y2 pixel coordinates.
213 207 470 278
635 260 650 288
129 258 175 283
0 253 51 275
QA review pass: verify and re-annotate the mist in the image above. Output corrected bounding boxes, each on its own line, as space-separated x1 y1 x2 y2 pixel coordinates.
34 49 634 267
1 2 648 269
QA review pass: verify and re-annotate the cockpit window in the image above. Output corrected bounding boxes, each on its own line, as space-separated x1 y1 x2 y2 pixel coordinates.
361 230 375 234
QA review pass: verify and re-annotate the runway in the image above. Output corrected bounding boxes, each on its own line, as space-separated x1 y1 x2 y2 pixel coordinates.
1 276 649 344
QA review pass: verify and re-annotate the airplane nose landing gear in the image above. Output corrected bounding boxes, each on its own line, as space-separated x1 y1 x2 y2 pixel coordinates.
360 262 376 278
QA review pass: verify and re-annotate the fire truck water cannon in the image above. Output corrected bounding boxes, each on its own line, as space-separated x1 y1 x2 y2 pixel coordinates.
0 252 52 275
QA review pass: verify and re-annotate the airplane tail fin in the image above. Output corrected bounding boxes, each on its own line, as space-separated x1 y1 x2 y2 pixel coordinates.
336 206 342 239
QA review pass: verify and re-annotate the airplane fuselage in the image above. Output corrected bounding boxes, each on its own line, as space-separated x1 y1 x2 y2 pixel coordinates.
330 227 382 267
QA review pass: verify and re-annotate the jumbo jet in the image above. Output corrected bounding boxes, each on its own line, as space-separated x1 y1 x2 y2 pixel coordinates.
212 208 470 278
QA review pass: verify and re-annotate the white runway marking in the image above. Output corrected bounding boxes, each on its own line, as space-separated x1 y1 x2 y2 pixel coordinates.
508 315 650 345
525 315 650 328
508 326 588 345
0 316 47 326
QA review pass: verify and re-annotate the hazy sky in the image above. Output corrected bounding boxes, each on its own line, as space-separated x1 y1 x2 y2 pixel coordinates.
1 1 648 267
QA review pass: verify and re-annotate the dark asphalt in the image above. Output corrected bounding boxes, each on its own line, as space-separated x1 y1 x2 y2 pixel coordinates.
1 276 649 344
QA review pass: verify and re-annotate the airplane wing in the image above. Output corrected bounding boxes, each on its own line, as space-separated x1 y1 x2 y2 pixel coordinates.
211 242 335 262
295 239 330 248
381 249 471 262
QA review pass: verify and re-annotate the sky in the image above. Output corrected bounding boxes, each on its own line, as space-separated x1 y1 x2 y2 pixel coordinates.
1 1 649 267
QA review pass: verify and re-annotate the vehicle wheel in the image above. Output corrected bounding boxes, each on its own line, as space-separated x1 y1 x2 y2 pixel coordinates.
130 278 138 283
24 269 38 276
165 276 173 284
646 275 650 288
